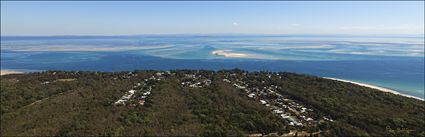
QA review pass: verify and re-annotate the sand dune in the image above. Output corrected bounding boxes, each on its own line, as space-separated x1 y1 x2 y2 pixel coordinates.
212 50 250 58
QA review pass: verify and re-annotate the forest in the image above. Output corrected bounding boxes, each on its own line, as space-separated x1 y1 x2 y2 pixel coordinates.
1 69 424 136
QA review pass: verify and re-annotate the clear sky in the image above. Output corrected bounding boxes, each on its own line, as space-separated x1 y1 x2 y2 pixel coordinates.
1 1 424 36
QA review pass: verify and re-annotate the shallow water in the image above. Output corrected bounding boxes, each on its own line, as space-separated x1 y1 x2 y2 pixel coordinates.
1 35 424 99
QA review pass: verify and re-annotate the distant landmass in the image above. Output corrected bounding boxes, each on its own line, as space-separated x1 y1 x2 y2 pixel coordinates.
1 70 424 136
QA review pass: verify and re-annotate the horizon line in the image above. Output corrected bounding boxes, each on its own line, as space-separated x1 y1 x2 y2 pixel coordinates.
1 33 424 37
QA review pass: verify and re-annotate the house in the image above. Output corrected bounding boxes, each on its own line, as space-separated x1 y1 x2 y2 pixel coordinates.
295 122 303 126
267 89 275 93
139 99 145 105
260 100 267 104
301 107 307 113
248 133 263 137
114 99 126 105
273 109 283 114
248 93 256 98
323 117 334 122
289 122 294 126
143 91 151 95
234 84 245 89
281 114 290 119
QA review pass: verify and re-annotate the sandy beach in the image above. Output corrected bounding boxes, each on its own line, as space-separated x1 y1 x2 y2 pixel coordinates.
0 70 24 76
212 50 250 58
324 77 424 101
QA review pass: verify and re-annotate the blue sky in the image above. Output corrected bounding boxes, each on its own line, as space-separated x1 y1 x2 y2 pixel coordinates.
1 1 424 36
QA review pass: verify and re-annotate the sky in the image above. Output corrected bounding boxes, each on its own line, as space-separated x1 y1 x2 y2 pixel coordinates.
1 1 424 36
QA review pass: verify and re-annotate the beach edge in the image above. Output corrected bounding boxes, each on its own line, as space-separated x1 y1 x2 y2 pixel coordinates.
323 77 424 101
0 69 25 76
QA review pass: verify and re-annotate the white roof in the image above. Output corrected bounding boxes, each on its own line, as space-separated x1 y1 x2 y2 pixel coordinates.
143 92 151 95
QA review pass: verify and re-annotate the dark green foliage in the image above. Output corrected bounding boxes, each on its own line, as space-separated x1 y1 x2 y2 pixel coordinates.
1 70 424 136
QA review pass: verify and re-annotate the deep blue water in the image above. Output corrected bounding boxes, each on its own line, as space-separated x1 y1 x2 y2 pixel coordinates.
1 35 424 99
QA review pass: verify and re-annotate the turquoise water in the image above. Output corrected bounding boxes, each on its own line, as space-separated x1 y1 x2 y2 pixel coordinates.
1 35 424 99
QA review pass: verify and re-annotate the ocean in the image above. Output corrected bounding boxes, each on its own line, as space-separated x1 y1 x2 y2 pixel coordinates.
1 35 424 99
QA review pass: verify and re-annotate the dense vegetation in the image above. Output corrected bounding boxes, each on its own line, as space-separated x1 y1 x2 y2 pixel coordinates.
1 70 424 136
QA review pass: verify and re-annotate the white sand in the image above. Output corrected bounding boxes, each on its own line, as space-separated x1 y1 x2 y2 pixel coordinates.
212 50 249 58
1 70 24 75
324 77 424 101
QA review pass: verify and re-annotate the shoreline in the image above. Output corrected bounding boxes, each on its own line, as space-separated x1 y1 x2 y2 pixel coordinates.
1 69 422 101
0 69 25 76
323 77 424 101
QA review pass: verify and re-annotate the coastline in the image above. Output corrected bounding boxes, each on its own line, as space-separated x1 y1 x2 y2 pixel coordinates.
323 77 424 101
1 69 24 76
1 68 423 101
